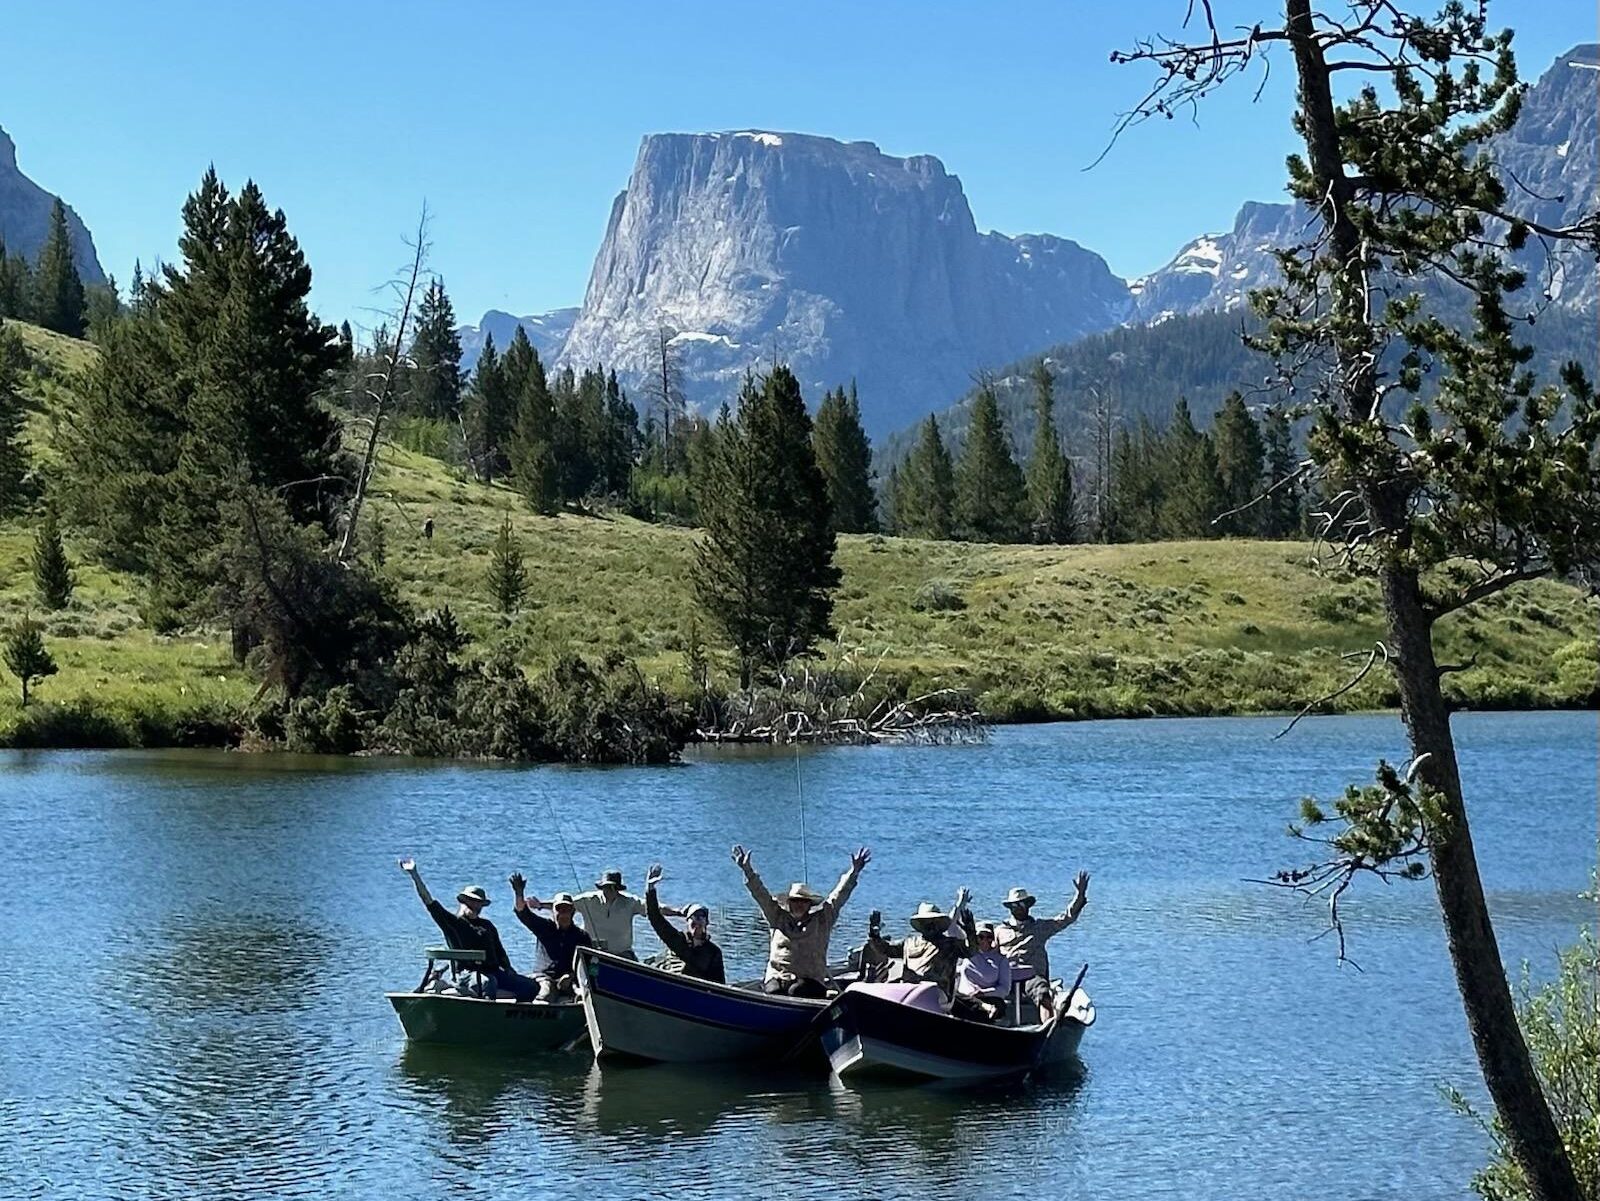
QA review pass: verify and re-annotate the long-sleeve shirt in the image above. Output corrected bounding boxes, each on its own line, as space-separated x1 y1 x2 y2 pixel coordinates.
958 948 1013 999
740 863 860 984
646 888 726 984
514 907 593 977
994 906 1080 980
570 890 649 955
870 913 974 997
425 899 514 974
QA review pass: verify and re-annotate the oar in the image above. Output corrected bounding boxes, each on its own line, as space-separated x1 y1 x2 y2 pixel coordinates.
1060 962 1090 1016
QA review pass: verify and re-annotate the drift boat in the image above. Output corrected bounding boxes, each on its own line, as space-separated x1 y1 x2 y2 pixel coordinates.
576 946 828 1063
816 970 1095 1084
386 945 586 1052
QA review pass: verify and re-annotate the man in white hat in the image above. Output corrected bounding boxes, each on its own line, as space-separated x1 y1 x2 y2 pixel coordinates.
643 862 725 983
864 889 976 1000
732 843 871 998
510 874 593 998
528 868 682 961
398 858 539 1001
993 872 1090 1016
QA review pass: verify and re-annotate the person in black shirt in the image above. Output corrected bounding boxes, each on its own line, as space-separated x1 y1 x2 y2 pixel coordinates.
510 873 593 998
399 858 539 1001
644 862 725 984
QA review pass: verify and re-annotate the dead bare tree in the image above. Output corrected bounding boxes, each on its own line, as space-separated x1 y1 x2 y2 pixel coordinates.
337 206 430 563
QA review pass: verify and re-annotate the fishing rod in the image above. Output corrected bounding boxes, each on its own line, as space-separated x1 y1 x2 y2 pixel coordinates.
539 785 582 890
788 714 809 883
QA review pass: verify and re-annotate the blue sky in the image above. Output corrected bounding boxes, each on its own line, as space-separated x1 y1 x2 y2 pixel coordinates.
2 1 1588 328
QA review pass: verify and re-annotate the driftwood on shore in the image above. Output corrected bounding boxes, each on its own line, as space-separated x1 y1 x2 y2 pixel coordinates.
691 653 988 746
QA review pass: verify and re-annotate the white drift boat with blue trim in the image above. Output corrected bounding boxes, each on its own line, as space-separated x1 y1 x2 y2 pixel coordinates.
576 946 828 1063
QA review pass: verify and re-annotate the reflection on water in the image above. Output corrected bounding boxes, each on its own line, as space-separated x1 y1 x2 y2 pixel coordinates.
0 712 1594 1201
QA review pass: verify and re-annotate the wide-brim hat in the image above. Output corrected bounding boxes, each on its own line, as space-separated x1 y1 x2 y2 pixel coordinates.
1003 887 1036 907
908 901 948 924
457 885 491 907
551 891 577 909
685 902 710 921
595 870 624 889
775 882 822 905
977 921 997 936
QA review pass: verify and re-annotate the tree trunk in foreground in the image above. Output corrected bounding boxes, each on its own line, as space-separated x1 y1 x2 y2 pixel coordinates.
1282 3 1582 1195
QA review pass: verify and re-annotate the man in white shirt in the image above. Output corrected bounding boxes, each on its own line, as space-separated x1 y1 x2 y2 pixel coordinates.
533 869 681 960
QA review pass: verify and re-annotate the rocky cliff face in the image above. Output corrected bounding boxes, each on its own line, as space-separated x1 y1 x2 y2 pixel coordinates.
1130 44 1598 322
0 125 106 285
554 131 1131 434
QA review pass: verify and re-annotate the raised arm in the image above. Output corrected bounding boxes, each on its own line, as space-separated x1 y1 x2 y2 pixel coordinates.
823 847 872 917
866 908 904 957
732 845 784 927
953 893 978 957
1040 871 1091 936
645 865 689 957
399 858 433 907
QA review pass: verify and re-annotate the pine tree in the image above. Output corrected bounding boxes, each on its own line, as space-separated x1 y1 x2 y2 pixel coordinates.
692 366 839 688
601 369 639 495
0 323 27 517
84 278 121 343
954 385 1028 543
1260 407 1301 539
507 335 558 514
1212 392 1266 536
896 415 955 539
408 278 463 421
464 334 515 482
0 234 24 319
1157 398 1223 539
31 199 86 337
3 613 57 707
1117 14 1600 1193
486 515 528 614
32 509 74 610
880 463 902 534
813 382 877 533
1025 362 1075 543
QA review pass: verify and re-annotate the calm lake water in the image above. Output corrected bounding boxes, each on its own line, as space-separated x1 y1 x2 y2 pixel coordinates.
1 711 1595 1201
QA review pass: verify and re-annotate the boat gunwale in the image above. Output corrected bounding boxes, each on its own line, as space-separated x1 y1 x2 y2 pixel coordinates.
576 946 830 1012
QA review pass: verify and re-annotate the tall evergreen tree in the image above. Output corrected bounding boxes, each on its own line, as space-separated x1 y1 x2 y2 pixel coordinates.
63 171 345 621
408 278 463 421
32 509 74 610
1259 407 1302 539
0 234 26 319
84 278 121 343
812 382 877 533
486 515 528 614
600 369 640 495
1108 418 1165 542
692 366 839 688
896 415 955 539
1025 362 1075 543
31 199 86 337
0 324 27 517
464 333 515 482
954 385 1028 543
1212 392 1267 536
1157 397 1223 539
880 463 902 535
506 334 558 514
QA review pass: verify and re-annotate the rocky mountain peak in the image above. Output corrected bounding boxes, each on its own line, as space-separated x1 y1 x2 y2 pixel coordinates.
0 122 106 285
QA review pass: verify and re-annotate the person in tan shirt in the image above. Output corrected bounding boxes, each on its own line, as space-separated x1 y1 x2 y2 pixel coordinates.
732 843 871 998
865 890 977 1000
993 872 1090 1017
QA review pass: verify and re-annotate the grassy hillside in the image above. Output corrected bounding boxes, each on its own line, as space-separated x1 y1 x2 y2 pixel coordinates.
0 321 1595 744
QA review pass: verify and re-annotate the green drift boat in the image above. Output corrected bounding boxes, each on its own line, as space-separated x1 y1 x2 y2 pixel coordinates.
386 946 587 1052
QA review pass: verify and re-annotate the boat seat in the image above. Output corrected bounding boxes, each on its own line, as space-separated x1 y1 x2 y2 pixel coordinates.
844 981 946 1014
415 946 491 994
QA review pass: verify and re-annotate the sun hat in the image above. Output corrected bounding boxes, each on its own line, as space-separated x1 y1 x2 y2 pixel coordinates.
595 869 625 889
1003 887 1037 908
685 902 710 921
551 891 577 908
977 922 997 936
909 901 948 924
775 882 823 905
457 885 491 907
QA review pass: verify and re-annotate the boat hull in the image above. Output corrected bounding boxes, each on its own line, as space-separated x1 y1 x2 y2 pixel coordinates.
577 947 825 1063
818 987 1089 1084
386 991 586 1052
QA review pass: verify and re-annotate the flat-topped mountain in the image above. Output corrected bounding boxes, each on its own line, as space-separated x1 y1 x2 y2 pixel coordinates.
0 125 105 285
554 131 1131 435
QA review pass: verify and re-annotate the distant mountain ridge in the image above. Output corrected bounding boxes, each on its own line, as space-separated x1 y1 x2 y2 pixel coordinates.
458 43 1594 437
0 124 106 285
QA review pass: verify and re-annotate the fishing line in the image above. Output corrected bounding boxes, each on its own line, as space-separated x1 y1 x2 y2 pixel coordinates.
540 786 582 890
791 719 809 883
